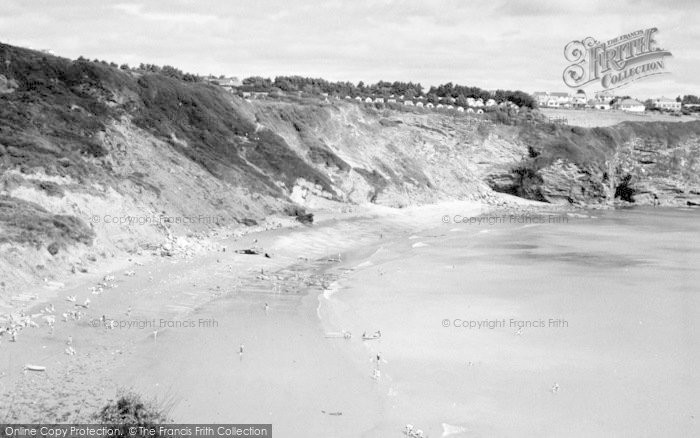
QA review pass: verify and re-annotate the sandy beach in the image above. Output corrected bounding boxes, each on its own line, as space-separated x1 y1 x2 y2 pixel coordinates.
1 201 487 430
2 202 698 437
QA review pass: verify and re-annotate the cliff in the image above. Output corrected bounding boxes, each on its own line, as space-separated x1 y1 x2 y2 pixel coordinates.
1 42 699 291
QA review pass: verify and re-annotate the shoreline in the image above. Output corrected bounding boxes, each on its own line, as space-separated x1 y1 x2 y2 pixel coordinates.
0 200 493 423
2 199 694 435
0 200 584 432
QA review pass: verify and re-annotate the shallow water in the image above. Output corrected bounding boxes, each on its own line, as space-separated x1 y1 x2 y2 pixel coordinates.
322 208 700 437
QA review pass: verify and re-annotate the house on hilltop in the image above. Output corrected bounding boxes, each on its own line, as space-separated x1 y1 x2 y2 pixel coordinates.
207 76 242 91
652 97 681 111
614 98 645 112
534 91 572 108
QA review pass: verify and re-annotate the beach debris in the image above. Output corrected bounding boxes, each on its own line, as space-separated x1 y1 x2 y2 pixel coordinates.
65 295 76 302
321 410 343 416
327 253 342 262
442 423 467 436
551 383 560 394
65 346 76 355
125 270 136 276
404 424 425 437
24 364 46 372
235 249 260 255
362 330 382 341
75 298 90 309
10 294 38 302
324 331 352 340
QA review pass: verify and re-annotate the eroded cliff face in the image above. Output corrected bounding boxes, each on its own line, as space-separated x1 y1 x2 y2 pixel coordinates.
247 100 521 207
485 121 700 207
1 42 699 291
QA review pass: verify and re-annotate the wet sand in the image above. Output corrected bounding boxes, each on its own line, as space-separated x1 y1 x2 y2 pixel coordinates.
321 207 700 437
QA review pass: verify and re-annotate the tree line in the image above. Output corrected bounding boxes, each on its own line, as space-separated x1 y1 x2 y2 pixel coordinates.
241 76 536 108
72 56 537 108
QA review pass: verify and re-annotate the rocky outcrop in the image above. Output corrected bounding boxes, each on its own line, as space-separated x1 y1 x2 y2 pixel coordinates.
486 121 700 207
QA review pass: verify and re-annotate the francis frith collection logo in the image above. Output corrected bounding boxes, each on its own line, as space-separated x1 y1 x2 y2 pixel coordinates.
563 28 672 91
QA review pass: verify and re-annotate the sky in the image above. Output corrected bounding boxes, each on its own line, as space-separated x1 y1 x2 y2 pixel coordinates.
1 0 698 99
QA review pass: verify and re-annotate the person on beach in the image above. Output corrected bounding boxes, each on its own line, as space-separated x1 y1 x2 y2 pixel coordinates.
239 344 244 356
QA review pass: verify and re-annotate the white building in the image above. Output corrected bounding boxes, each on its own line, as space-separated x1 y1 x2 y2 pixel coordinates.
653 97 681 111
614 99 645 112
534 91 572 108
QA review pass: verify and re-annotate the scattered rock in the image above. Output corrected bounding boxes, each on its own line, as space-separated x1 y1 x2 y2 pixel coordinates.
47 242 59 256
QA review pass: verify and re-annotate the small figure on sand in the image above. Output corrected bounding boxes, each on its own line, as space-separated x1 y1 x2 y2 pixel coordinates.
551 382 560 394
264 303 269 313
362 330 382 340
239 344 244 356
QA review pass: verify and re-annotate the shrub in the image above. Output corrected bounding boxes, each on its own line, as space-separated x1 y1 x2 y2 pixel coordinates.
94 390 171 434
47 242 59 255
285 205 314 224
